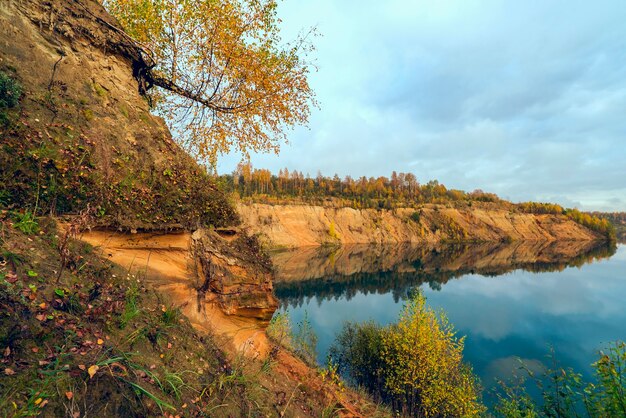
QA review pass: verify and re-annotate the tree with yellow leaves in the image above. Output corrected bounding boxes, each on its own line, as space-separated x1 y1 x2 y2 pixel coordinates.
330 293 485 417
103 0 316 166
381 293 484 417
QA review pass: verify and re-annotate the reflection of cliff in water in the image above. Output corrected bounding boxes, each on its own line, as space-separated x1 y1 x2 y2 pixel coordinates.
272 241 617 308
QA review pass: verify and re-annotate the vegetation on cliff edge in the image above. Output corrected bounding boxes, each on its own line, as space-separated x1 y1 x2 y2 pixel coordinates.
216 163 616 240
0 68 237 231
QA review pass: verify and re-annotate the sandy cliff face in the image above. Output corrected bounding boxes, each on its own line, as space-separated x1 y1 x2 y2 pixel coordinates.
238 203 603 248
191 229 277 319
79 228 278 356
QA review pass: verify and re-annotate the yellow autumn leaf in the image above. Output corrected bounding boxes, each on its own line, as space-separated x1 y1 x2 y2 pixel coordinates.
87 365 99 379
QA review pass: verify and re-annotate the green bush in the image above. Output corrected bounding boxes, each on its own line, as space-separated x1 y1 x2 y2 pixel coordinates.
0 71 21 109
293 311 318 366
267 311 292 348
329 321 385 396
494 341 626 417
13 211 39 235
0 71 22 126
267 310 318 366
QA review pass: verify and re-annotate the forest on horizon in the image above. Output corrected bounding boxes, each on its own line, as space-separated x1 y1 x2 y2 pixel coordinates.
214 163 618 240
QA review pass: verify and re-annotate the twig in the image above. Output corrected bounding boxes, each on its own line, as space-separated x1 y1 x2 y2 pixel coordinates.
48 54 64 92
281 383 301 417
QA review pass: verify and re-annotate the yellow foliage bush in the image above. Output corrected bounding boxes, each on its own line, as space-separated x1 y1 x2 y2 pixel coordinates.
381 294 484 417
330 293 485 417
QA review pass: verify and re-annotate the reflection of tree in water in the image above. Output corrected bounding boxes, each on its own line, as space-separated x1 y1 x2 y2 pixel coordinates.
274 242 616 309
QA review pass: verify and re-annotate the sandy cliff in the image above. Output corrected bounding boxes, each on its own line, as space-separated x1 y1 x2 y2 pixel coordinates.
79 228 278 357
238 203 603 248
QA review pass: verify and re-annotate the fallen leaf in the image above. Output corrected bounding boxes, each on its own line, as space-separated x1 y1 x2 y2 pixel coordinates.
97 339 103 345
65 391 73 400
39 302 46 309
4 368 15 376
32 347 39 353
78 364 86 371
5 272 18 284
167 343 172 349
34 398 42 405
35 314 46 322
87 365 99 378
39 399 48 408
3 347 10 357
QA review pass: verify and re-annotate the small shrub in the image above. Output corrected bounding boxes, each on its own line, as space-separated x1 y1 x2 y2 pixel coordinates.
119 282 140 329
267 311 292 348
92 82 107 98
0 71 21 108
0 71 22 126
268 311 318 366
0 190 11 207
330 292 484 416
293 311 318 366
494 341 626 417
329 321 385 395
1 250 26 269
161 305 180 326
328 221 339 239
320 357 344 391
13 211 39 235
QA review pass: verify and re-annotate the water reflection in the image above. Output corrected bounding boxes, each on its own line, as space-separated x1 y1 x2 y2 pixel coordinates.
271 241 624 404
273 240 616 307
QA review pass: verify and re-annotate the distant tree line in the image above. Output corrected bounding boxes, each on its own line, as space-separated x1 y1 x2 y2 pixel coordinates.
217 163 501 209
215 163 616 240
592 212 626 242
517 202 616 240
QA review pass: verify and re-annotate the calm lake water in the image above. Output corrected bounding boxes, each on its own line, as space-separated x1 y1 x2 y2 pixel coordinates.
271 241 625 404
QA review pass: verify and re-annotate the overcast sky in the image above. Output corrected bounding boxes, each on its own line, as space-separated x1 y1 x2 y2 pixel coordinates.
217 0 626 211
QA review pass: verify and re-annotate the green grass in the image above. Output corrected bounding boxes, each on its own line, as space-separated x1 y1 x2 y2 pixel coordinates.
13 212 39 235
119 282 140 329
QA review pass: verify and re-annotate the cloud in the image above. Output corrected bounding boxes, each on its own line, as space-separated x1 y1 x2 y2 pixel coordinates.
217 0 626 211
